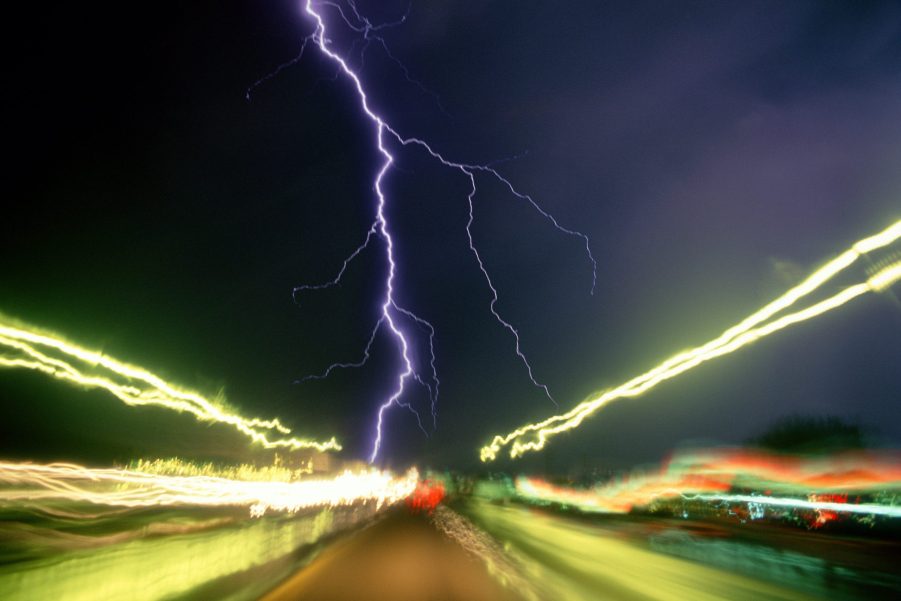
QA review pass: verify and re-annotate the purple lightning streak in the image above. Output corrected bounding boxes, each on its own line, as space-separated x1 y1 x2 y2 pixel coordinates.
322 1 450 117
380 135 601 405
468 164 598 297
394 302 439 427
322 0 410 34
295 317 383 382
303 1 436 463
297 1 596 461
292 222 378 299
246 36 313 102
295 307 438 429
462 171 556 405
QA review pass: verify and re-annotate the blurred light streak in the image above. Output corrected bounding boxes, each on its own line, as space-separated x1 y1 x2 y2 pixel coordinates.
672 448 901 491
514 448 901 515
0 316 341 452
0 460 417 517
462 499 815 601
685 493 901 518
127 457 314 481
430 505 541 600
0 505 374 601
481 221 901 461
516 474 729 514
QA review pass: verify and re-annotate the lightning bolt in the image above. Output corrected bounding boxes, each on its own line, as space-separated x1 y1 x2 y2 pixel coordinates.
0 316 341 453
481 220 901 461
289 1 597 461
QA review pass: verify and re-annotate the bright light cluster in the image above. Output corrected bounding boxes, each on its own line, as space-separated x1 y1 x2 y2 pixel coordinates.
0 460 418 517
514 448 901 516
0 317 341 453
127 457 314 481
481 220 901 461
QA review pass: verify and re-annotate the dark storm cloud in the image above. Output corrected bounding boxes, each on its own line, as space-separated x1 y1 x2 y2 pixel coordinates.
2 1 899 470
377 0 901 468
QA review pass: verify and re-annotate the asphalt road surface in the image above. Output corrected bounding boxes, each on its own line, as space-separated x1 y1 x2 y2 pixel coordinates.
261 509 521 601
260 502 899 601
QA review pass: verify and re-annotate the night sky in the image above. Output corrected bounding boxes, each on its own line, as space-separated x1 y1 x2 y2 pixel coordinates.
2 1 900 471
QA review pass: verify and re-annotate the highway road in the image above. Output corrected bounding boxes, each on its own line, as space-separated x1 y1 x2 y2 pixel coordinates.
261 509 521 601
2 498 897 600
260 501 899 600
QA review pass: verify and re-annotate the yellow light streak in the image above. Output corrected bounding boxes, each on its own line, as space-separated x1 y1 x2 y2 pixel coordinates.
869 260 901 291
127 457 314 481
0 317 341 453
0 460 418 517
481 220 901 461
